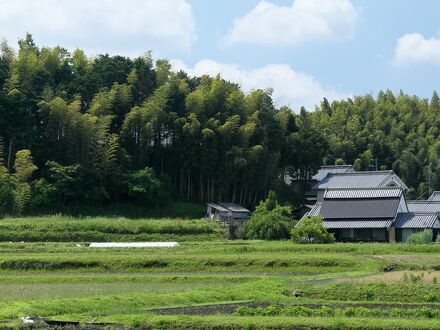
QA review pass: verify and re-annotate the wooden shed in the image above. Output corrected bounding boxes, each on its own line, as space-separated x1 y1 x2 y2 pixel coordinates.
206 203 251 238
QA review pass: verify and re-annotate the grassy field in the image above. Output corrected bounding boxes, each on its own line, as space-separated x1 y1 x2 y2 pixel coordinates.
2 217 440 328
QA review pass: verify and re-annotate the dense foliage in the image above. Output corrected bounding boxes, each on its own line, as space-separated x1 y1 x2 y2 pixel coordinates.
2 34 440 213
313 93 440 198
0 35 325 214
244 191 293 240
407 230 433 244
291 216 335 243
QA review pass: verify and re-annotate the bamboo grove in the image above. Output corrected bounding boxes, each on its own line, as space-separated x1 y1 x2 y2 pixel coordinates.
1 34 439 214
0 34 325 213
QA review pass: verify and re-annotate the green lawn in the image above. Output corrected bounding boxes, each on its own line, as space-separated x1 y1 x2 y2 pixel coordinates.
2 216 440 329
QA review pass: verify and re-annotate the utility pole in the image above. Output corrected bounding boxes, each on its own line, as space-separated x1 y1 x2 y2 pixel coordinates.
428 163 432 197
369 158 379 171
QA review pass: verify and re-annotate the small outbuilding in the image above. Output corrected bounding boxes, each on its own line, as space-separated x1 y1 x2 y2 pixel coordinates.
206 202 251 238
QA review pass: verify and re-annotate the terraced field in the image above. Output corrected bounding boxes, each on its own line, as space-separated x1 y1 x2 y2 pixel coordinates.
2 217 440 328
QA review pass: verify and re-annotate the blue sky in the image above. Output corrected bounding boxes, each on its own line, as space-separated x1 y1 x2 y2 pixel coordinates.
1 0 440 110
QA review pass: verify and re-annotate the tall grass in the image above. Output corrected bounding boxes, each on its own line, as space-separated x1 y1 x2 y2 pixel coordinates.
0 216 226 242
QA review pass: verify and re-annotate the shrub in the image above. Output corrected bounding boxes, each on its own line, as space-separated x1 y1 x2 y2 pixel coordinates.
291 216 335 243
245 191 292 240
0 166 14 215
128 167 170 206
407 230 433 244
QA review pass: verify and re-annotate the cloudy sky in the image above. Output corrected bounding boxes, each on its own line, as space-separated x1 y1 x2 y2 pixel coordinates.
0 0 439 110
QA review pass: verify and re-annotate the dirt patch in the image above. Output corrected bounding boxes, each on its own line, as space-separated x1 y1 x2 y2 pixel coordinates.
148 302 269 315
337 270 440 283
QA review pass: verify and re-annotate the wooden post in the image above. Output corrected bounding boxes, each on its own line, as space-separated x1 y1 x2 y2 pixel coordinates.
388 227 396 243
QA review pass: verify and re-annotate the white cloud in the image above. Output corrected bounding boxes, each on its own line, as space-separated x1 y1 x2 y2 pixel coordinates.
0 0 196 55
171 59 348 110
394 33 440 66
223 0 358 47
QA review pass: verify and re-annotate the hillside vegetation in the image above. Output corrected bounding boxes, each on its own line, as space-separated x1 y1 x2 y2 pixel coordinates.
1 34 439 214
0 34 323 216
312 91 440 198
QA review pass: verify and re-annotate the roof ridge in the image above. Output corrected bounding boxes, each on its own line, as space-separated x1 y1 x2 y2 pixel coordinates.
325 187 402 191
397 211 437 215
321 165 353 168
327 170 392 176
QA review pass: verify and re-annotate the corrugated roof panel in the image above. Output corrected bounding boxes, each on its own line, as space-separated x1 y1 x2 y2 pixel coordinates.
428 192 440 201
320 198 400 219
324 188 402 199
313 171 407 190
217 203 250 213
307 202 322 216
323 220 392 229
312 165 354 181
207 203 229 212
394 213 439 229
407 202 440 213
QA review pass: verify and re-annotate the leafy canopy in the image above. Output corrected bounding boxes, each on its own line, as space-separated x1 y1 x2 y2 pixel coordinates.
245 191 292 240
291 216 335 244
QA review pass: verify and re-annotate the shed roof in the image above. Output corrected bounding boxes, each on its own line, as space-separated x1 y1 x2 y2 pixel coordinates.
323 188 403 199
407 201 440 213
312 165 355 181
208 203 250 213
319 198 400 219
207 203 229 212
323 220 392 229
218 203 250 212
428 191 440 201
394 213 440 229
313 170 408 190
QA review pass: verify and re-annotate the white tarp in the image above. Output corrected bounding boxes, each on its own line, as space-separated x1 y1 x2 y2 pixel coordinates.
89 242 179 248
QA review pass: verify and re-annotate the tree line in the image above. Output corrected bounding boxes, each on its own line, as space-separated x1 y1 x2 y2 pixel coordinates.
1 34 438 215
0 34 325 214
312 91 440 199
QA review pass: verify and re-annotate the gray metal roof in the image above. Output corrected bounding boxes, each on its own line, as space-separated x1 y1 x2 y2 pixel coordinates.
323 188 403 199
313 170 408 190
407 201 440 213
217 203 250 213
312 165 354 181
307 202 322 216
320 198 400 219
394 213 440 229
207 203 229 212
428 191 440 201
323 220 392 229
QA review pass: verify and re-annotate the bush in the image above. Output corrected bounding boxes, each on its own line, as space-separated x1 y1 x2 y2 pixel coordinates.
290 216 335 244
245 191 292 240
0 166 14 215
407 230 433 244
128 167 170 206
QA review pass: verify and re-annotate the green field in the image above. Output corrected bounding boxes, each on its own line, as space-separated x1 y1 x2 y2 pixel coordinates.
2 217 440 329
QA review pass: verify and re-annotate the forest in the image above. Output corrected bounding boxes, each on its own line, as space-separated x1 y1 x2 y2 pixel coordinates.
0 33 438 214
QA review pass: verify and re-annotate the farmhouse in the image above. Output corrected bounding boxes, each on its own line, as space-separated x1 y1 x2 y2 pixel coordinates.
312 170 408 202
300 166 440 242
